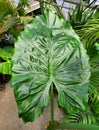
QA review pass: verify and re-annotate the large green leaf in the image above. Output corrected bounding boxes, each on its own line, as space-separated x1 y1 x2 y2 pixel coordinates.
11 10 90 122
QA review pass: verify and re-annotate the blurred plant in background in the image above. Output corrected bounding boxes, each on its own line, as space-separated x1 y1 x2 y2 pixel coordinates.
68 1 98 30
0 0 32 86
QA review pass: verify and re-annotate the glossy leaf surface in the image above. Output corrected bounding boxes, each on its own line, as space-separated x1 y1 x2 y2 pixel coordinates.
11 10 90 122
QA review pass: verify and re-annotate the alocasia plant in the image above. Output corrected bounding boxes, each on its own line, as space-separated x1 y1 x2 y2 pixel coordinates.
11 10 90 123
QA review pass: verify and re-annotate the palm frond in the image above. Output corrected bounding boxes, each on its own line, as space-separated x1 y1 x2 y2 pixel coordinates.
89 88 99 118
88 54 99 122
0 0 20 35
64 111 96 124
77 18 99 55
90 54 99 87
0 17 20 34
0 0 18 22
68 2 97 30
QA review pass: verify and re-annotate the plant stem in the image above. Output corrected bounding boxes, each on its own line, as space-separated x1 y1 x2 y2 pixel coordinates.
50 83 54 124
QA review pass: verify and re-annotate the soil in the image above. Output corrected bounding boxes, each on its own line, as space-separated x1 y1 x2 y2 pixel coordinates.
0 83 64 130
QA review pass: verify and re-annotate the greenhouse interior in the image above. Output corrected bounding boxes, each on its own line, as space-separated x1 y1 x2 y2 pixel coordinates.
0 0 99 130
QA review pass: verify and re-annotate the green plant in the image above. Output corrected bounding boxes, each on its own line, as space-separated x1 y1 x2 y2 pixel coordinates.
0 0 18 21
77 18 99 56
0 46 13 74
70 19 99 125
39 0 65 18
64 1 99 124
68 1 97 30
65 18 99 126
0 0 20 44
88 52 99 121
11 10 90 126
0 2 33 88
38 0 99 125
0 0 19 35
47 122 99 130
15 0 30 16
39 0 99 126
64 110 96 124
0 0 20 84
0 0 33 84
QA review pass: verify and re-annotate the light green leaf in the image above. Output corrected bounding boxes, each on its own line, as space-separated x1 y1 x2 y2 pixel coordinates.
0 60 12 74
11 10 90 122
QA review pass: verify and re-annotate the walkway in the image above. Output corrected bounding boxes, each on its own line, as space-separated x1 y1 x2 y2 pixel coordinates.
0 83 64 130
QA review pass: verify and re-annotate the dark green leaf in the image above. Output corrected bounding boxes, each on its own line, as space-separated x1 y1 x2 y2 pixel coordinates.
89 53 99 121
0 46 14 60
64 110 96 124
47 122 99 130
